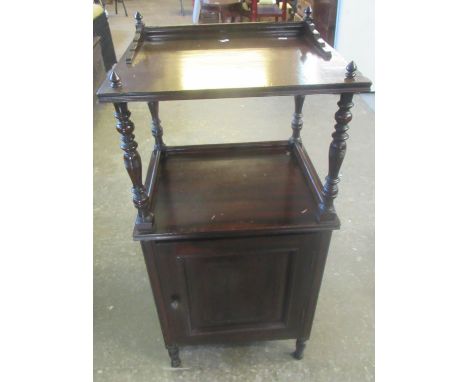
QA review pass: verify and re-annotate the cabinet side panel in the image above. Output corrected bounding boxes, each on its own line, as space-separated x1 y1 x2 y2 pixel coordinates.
140 241 173 345
299 230 333 339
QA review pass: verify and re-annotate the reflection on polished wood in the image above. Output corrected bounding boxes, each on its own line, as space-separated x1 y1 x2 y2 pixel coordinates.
180 50 269 89
97 22 371 102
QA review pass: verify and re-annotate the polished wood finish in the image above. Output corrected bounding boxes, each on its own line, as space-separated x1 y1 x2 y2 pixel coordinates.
167 345 181 367
293 338 306 359
147 101 165 150
109 69 122 88
134 141 339 241
96 22 371 103
97 20 369 367
112 102 153 230
320 92 354 219
302 6 331 60
289 95 305 144
142 232 332 344
126 12 145 64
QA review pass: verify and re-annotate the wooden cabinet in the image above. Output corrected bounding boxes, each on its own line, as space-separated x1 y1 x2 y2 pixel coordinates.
93 37 106 104
97 15 371 367
142 233 331 346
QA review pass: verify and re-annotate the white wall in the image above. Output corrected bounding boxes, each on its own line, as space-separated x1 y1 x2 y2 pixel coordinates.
334 0 375 91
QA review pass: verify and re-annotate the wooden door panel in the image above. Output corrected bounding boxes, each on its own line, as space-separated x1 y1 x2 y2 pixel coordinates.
181 248 296 332
151 234 325 344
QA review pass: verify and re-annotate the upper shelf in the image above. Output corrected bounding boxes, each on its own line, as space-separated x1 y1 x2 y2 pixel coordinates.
97 21 372 103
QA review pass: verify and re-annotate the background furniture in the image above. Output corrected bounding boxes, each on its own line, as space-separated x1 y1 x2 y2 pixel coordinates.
93 4 117 71
249 0 287 22
194 0 244 23
194 0 294 24
97 12 371 367
95 0 107 12
93 37 106 104
114 0 128 16
179 0 186 15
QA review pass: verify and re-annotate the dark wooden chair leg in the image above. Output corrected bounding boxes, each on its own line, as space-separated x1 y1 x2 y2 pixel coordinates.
114 0 118 14
292 338 307 360
319 92 354 219
180 0 185 16
167 345 181 367
121 0 128 16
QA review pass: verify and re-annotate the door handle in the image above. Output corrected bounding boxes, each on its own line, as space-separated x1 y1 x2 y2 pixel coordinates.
170 295 180 310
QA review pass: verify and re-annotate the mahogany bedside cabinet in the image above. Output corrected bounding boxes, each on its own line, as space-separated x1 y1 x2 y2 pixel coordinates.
96 8 371 368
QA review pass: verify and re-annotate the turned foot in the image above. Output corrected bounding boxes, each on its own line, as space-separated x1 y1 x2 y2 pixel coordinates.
292 339 306 360
167 345 181 367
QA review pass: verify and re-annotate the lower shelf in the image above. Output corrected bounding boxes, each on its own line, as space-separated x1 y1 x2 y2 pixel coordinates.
135 140 339 240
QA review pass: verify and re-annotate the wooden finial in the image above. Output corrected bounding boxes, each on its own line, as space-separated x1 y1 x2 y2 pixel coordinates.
109 67 122 88
304 6 313 24
134 11 143 27
346 61 357 79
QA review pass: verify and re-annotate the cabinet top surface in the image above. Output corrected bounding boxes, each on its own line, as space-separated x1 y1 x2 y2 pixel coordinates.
97 22 371 102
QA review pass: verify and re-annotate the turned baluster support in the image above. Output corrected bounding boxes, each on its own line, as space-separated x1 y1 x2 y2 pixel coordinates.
148 101 166 151
319 62 357 219
113 101 154 230
289 95 305 144
319 92 354 219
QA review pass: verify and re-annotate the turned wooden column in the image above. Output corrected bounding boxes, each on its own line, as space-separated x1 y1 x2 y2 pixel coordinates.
148 101 165 151
319 92 354 218
289 95 306 144
319 61 357 219
113 101 154 230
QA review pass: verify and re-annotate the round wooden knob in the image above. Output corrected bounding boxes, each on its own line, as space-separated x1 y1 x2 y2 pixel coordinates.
170 296 180 310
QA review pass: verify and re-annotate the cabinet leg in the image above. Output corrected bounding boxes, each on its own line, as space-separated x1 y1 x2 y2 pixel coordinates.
292 339 306 360
167 345 181 367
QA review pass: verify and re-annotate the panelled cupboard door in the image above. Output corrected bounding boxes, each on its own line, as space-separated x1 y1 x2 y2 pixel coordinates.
149 234 328 345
